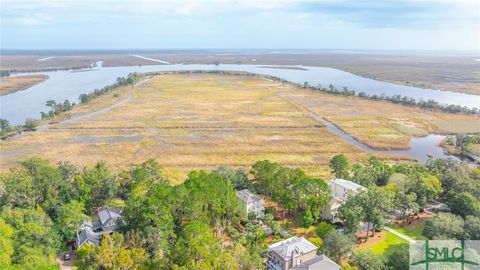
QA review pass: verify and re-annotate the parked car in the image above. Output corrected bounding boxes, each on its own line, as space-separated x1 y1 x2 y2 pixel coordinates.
63 252 71 261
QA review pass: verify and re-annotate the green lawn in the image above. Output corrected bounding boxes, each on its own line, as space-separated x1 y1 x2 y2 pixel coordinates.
391 222 427 240
360 231 408 257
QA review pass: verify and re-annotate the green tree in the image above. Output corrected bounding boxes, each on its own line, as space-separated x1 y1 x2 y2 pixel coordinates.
358 187 394 237
464 215 480 240
0 118 11 135
18 157 75 220
56 200 88 241
330 154 349 179
174 222 220 267
387 244 409 270
0 169 36 208
214 165 253 191
250 160 281 197
76 243 96 270
447 192 480 218
248 211 257 222
410 174 443 209
0 219 14 266
423 213 464 239
337 195 364 234
123 182 175 260
1 208 61 269
302 207 315 228
350 250 387 270
76 162 118 211
245 222 265 243
23 119 38 131
323 230 354 263
390 176 419 223
308 237 323 251
316 221 334 238
351 156 392 187
181 170 241 238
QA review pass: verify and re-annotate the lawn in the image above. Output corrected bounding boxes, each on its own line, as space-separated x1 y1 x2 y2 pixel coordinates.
391 222 427 240
359 231 408 256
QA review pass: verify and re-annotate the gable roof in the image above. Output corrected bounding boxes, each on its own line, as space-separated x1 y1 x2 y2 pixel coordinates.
236 189 262 204
76 230 101 248
98 208 122 225
80 220 102 229
269 237 317 261
329 178 366 193
291 255 341 270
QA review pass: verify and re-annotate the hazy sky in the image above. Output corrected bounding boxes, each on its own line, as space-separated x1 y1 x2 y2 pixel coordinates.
1 0 479 50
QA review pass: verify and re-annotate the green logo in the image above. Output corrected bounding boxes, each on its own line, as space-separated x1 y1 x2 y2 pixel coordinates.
410 240 480 270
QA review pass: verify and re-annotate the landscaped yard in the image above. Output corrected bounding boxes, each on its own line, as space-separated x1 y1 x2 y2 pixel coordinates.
358 231 408 256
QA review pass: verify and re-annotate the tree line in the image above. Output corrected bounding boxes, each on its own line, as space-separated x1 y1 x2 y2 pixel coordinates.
325 154 480 270
0 158 266 269
78 72 143 104
1 155 478 269
445 133 480 157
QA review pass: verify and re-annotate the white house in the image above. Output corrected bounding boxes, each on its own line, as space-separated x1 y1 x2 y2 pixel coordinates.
236 189 265 218
267 237 340 270
321 179 366 222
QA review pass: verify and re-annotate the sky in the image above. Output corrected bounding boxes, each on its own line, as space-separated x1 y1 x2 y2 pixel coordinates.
1 0 479 50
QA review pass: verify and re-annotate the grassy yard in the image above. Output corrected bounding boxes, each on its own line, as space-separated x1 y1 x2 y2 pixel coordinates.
391 222 427 240
359 231 408 257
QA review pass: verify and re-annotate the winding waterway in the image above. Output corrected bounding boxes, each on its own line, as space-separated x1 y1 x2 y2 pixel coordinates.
1 62 477 162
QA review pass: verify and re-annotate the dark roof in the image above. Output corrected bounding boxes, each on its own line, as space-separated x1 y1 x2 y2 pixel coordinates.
98 208 121 225
291 255 341 270
76 230 101 248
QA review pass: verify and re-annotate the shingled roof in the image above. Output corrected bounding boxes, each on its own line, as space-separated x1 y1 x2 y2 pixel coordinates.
76 230 101 248
98 208 122 225
236 189 262 204
291 255 341 270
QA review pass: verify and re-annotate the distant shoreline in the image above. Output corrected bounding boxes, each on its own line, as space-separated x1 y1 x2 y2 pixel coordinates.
0 75 49 96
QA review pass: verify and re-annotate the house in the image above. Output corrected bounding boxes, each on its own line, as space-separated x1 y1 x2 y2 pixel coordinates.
267 237 340 270
98 208 122 232
236 189 265 218
75 208 122 249
321 179 366 222
76 229 101 248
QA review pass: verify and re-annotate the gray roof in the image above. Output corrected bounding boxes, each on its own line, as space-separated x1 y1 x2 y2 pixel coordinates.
81 220 102 229
236 189 262 204
291 255 341 270
98 208 122 225
269 237 317 261
76 230 101 248
329 178 366 193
